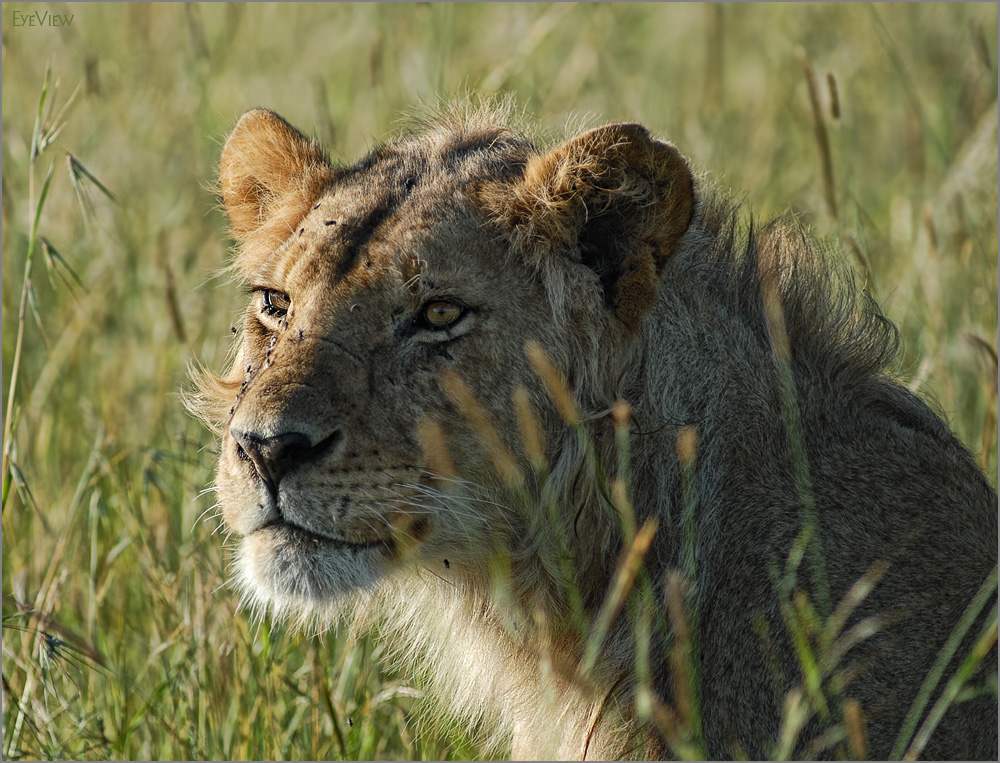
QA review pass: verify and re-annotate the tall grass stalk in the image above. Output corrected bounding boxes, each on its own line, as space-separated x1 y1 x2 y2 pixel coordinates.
3 76 53 507
891 565 1000 759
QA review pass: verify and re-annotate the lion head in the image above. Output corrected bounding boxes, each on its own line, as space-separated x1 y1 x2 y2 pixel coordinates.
199 106 693 626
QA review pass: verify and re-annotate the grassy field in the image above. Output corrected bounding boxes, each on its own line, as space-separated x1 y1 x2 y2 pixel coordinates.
2 3 997 760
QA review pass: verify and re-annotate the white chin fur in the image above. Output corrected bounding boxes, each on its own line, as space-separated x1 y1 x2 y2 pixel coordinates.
234 525 385 624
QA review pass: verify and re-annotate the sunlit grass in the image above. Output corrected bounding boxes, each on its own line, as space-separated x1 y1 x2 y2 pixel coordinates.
3 3 997 760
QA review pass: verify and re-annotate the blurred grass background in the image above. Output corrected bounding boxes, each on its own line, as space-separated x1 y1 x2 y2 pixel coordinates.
2 3 996 760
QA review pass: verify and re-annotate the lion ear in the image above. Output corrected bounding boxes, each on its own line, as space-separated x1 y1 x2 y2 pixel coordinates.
488 123 694 331
218 109 337 247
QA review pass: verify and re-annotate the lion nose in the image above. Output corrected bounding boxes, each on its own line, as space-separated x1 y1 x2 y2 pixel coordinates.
232 429 340 494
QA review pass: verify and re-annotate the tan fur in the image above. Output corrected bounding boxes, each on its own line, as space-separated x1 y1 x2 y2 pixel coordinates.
219 109 338 275
195 105 997 760
479 123 693 331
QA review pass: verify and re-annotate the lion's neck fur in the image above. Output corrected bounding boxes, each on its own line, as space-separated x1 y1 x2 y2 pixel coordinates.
369 574 654 759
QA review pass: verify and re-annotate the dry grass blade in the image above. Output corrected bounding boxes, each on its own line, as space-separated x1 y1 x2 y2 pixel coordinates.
826 71 841 121
821 561 887 655
610 401 637 542
645 694 703 761
162 257 188 343
797 47 837 220
610 476 636 545
675 425 697 469
438 368 522 487
676 425 699 589
665 571 695 729
512 385 547 471
525 340 580 426
842 697 867 759
773 687 809 761
581 517 658 675
415 415 457 480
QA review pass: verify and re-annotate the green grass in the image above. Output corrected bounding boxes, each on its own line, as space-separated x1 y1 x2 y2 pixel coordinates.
2 3 997 760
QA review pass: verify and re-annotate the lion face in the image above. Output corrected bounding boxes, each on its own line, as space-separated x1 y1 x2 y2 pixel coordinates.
207 108 693 619
218 169 559 611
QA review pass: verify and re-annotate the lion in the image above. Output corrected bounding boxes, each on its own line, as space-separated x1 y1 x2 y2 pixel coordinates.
193 103 998 760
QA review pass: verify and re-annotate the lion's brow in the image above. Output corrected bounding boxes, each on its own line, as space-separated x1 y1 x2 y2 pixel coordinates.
335 194 405 279
330 150 431 279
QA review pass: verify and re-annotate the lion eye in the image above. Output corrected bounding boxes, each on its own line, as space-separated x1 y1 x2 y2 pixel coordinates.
260 289 291 318
423 300 464 329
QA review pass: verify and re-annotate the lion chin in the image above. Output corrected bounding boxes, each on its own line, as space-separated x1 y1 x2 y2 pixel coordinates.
194 102 998 761
234 522 389 622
